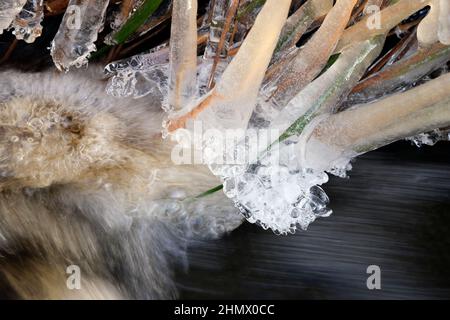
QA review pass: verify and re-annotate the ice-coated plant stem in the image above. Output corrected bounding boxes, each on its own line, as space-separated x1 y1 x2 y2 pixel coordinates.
335 0 431 52
349 43 450 103
275 0 333 57
303 72 450 171
268 0 358 107
272 35 385 142
51 0 110 71
167 0 292 133
109 0 163 45
438 0 450 44
168 0 198 111
417 0 440 46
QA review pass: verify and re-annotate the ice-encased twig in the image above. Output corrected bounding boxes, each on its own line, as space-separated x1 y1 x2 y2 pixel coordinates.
303 72 450 171
168 0 198 111
438 0 450 44
105 0 170 45
348 43 450 104
335 0 431 53
167 0 292 133
204 0 233 60
274 0 333 57
0 0 27 34
267 0 358 107
10 0 43 43
417 0 440 46
269 35 385 143
109 0 142 31
50 0 110 71
206 0 240 89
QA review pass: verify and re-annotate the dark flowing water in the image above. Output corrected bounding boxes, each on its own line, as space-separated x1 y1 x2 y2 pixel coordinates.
177 141 450 299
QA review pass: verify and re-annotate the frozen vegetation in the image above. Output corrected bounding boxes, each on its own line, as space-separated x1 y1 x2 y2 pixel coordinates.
1 0 449 234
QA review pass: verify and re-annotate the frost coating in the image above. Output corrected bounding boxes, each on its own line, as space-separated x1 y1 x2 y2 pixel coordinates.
0 0 27 34
50 0 110 71
10 0 43 43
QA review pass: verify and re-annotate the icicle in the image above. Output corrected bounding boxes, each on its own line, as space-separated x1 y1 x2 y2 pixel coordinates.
0 0 27 34
9 0 44 43
168 0 198 111
50 0 110 71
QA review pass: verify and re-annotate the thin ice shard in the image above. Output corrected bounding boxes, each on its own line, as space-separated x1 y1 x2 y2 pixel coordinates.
10 0 44 43
50 0 110 71
0 0 27 34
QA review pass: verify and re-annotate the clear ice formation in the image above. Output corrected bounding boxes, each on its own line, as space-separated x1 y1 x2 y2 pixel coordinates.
0 0 27 34
407 129 450 147
10 0 44 43
205 135 332 235
105 45 169 100
50 0 110 71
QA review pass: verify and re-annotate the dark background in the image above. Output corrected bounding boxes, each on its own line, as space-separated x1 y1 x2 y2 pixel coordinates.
177 142 450 299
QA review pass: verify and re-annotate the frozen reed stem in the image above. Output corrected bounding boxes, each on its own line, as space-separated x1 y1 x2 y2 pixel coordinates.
335 0 431 53
275 0 333 57
304 72 450 171
168 0 198 111
269 0 358 107
167 0 292 133
270 35 385 143
350 43 450 102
